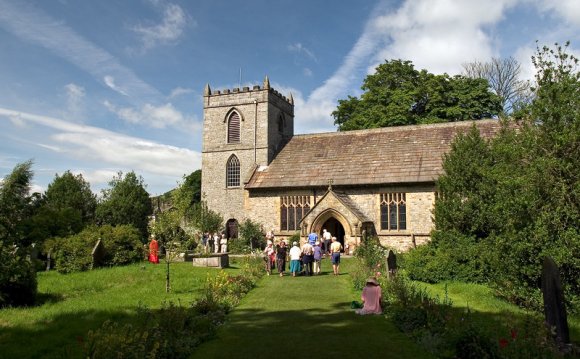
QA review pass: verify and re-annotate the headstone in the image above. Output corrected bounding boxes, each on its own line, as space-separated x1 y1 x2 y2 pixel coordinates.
387 250 397 278
541 256 570 345
91 239 106 269
46 250 52 271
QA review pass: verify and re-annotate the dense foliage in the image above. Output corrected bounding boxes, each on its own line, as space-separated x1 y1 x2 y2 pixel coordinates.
332 59 502 130
0 161 38 307
0 241 37 307
235 219 265 251
44 171 97 226
96 171 152 240
47 224 145 273
0 160 35 247
405 43 580 312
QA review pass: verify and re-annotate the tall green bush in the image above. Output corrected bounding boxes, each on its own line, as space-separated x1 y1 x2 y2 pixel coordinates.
0 241 37 307
406 43 580 313
49 225 145 273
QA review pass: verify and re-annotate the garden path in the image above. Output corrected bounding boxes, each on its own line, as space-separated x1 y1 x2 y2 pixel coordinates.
191 258 433 359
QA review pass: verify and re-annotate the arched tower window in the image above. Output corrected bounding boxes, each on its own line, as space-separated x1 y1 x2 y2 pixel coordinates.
277 114 285 134
226 155 240 187
228 111 241 143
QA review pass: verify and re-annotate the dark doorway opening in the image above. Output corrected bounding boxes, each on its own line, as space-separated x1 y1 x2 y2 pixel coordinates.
321 217 345 251
225 219 238 239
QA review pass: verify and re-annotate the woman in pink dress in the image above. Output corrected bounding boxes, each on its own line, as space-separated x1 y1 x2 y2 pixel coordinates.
356 277 382 315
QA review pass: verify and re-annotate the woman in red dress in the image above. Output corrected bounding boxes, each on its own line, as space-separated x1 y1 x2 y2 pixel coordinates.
148 236 159 264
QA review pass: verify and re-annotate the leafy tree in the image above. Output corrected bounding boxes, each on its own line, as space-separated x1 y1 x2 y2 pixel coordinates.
462 57 533 114
189 201 223 236
237 219 264 251
332 59 502 130
44 171 96 225
96 171 152 240
0 160 35 247
171 170 201 219
0 161 38 307
406 42 580 312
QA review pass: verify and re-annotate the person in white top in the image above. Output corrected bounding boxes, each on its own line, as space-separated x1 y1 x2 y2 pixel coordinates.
322 228 332 254
289 241 302 277
220 234 228 253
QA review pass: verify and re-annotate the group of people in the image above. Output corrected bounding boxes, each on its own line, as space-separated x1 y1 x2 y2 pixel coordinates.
263 229 344 277
202 232 228 253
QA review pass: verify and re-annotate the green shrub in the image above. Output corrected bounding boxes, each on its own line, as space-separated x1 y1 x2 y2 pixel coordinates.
351 238 388 290
404 230 490 283
48 225 145 273
237 219 264 250
0 241 37 307
85 302 223 359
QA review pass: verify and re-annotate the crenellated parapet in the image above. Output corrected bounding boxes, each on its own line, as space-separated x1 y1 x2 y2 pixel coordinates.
203 76 294 108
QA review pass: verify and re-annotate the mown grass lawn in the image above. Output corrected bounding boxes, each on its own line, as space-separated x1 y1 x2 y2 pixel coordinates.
422 281 580 345
191 258 434 359
0 261 242 358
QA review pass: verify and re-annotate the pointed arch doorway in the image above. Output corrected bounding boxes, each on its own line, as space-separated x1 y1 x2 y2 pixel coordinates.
320 217 345 251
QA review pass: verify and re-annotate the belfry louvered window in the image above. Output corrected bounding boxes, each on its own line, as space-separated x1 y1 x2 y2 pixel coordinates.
380 193 406 230
228 112 241 143
226 155 240 187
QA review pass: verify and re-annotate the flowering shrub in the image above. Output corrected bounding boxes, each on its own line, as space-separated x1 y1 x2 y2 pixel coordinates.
351 239 388 290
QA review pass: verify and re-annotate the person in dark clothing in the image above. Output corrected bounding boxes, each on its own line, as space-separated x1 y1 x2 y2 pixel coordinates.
276 241 287 277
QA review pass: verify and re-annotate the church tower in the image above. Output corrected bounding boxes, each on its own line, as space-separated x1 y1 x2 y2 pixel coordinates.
201 76 294 237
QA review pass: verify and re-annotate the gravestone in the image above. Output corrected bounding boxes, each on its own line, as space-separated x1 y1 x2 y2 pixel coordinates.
91 239 106 269
387 249 397 279
541 256 570 346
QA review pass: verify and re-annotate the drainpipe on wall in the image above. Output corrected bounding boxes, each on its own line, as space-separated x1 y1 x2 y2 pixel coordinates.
254 99 258 164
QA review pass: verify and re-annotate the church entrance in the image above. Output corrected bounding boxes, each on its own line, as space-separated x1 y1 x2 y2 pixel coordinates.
225 219 238 239
320 217 345 251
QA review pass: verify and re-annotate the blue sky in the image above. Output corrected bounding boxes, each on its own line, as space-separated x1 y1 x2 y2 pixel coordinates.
1 0 579 196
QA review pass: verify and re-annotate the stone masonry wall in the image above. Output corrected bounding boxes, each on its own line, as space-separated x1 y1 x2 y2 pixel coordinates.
245 184 436 252
202 83 294 226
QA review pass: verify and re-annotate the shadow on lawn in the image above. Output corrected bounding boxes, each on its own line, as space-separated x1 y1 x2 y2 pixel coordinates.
0 308 140 358
192 303 580 358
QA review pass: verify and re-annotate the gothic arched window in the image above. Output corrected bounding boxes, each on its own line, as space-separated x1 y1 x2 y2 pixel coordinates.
228 111 241 143
226 155 240 187
277 114 284 134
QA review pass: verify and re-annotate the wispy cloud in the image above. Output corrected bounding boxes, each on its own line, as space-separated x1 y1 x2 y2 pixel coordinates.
0 107 201 188
169 87 194 98
103 75 129 96
103 101 193 129
0 0 160 102
64 84 85 122
288 42 317 62
292 0 521 134
131 2 191 52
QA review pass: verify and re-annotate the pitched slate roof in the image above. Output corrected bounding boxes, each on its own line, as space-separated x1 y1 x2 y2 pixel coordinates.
246 119 501 189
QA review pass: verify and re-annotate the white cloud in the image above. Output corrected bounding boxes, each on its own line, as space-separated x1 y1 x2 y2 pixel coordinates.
288 42 317 62
287 0 521 133
0 1 160 101
535 0 580 27
63 83 86 121
104 101 194 129
0 107 201 190
169 87 194 98
131 3 190 52
103 75 129 96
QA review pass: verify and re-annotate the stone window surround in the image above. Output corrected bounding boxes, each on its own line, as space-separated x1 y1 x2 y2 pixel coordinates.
226 154 240 188
224 107 244 144
379 192 407 232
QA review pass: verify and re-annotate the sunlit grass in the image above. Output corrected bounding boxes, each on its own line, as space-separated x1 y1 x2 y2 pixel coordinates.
0 261 242 358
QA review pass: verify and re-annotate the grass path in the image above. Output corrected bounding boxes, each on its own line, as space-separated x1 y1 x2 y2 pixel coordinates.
191 259 433 359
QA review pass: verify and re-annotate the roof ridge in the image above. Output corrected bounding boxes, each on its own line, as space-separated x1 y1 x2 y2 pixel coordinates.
293 119 498 139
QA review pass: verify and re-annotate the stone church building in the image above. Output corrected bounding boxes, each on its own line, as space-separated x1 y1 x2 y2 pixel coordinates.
201 77 500 252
